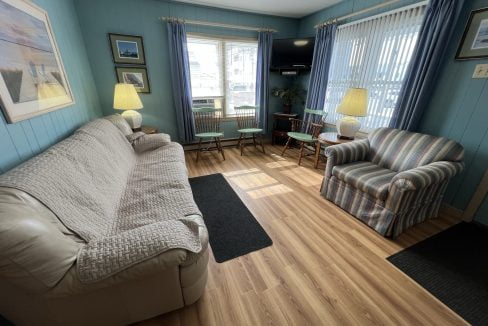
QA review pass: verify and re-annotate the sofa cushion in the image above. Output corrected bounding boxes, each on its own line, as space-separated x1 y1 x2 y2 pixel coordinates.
332 161 397 200
104 114 133 136
367 128 464 172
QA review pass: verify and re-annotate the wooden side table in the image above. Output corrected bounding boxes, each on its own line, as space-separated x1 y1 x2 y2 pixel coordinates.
140 125 159 134
314 132 366 168
272 112 298 145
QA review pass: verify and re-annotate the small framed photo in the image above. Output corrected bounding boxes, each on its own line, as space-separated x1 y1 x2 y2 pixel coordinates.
456 7 488 60
115 67 150 93
109 33 146 64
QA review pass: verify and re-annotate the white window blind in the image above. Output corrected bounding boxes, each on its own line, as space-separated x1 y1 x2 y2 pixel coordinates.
324 4 426 131
187 35 257 117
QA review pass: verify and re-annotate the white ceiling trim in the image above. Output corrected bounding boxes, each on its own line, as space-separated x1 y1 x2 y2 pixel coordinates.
171 0 343 18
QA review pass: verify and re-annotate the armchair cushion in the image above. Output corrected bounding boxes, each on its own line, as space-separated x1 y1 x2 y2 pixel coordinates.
324 139 370 177
390 161 464 191
333 161 396 200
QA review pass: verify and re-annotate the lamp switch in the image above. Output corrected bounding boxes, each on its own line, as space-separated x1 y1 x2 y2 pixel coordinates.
473 64 488 78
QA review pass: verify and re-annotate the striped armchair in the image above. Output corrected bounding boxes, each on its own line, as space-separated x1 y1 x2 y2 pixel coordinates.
321 128 464 238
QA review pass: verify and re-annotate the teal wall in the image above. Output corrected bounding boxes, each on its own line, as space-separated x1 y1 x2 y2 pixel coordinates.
73 0 299 140
420 0 488 224
0 0 102 173
297 0 488 223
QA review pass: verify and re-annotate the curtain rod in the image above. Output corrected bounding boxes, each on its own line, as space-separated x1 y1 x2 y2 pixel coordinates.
160 17 277 33
314 0 419 28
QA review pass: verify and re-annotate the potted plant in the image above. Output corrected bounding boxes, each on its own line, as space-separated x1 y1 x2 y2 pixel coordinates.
271 85 306 114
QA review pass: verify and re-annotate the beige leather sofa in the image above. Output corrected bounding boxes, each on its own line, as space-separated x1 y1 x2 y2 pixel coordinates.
0 116 209 325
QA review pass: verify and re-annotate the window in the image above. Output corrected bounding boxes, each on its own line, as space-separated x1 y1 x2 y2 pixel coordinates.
187 35 258 117
324 4 426 131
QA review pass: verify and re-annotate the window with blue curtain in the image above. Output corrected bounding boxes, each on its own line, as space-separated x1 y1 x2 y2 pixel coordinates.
324 3 426 131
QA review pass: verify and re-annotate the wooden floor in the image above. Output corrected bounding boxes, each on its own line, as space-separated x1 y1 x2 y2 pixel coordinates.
140 144 467 326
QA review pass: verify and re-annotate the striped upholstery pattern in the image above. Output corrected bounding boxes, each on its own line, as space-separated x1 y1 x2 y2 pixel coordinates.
333 162 396 200
367 128 464 171
321 128 464 238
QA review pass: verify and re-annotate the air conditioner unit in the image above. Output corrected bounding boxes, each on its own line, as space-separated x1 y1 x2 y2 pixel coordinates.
192 98 215 108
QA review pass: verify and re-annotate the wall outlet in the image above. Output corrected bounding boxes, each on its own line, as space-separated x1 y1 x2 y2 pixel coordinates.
473 64 488 78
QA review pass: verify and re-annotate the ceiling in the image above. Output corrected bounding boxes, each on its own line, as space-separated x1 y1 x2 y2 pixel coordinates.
170 0 343 18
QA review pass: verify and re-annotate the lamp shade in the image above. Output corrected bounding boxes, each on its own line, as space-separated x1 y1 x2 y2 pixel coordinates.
113 83 143 110
336 88 368 117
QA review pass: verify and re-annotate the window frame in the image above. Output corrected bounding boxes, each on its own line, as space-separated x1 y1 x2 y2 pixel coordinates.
187 33 258 119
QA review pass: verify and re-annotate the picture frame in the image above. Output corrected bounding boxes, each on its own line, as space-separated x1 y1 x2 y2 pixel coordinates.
0 0 74 123
115 67 151 93
109 33 146 65
456 7 488 60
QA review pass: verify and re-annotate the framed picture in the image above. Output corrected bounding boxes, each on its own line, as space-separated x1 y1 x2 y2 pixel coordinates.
0 0 74 123
115 67 150 93
456 7 488 60
109 34 146 65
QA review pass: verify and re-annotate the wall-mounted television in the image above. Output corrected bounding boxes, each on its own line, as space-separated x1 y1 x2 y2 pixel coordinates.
271 37 315 75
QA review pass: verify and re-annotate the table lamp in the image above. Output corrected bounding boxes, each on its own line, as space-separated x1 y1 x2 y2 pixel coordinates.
336 87 368 139
113 83 143 129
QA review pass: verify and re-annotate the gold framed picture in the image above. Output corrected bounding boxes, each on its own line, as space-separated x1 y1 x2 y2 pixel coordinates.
0 0 74 123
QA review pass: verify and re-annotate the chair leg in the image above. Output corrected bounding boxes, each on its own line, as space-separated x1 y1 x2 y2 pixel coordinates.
259 134 266 154
196 138 202 163
237 133 243 148
281 137 292 157
217 137 225 160
298 142 305 166
314 141 321 169
240 133 245 156
253 134 257 148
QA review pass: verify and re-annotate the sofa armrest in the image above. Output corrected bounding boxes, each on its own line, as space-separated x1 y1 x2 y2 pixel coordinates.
127 132 172 153
324 139 370 177
390 161 464 191
47 215 208 298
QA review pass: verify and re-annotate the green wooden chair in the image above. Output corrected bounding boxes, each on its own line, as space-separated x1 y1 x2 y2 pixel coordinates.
192 107 225 162
235 105 265 156
281 108 327 166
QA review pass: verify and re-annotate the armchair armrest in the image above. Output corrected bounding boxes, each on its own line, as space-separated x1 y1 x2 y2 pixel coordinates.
324 139 370 177
390 161 464 191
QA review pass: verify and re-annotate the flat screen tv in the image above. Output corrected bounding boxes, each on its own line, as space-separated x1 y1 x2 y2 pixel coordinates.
271 37 315 72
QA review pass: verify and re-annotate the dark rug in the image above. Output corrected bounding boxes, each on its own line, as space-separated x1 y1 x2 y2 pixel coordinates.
388 222 488 326
189 173 272 263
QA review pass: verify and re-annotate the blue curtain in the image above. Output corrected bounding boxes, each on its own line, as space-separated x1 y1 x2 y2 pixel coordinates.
166 21 195 142
255 31 273 133
305 23 337 110
389 0 465 131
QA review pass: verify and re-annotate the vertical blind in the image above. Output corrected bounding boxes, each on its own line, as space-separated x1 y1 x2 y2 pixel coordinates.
324 4 426 131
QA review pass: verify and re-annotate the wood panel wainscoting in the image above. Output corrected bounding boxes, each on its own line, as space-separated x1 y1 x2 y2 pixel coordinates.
139 144 467 326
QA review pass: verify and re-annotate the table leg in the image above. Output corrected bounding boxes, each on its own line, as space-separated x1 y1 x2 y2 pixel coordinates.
314 142 321 169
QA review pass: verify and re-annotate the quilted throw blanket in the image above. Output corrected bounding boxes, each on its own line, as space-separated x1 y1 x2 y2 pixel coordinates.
0 119 202 283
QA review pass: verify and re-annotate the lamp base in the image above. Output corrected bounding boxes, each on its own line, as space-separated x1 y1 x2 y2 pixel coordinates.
121 110 142 129
337 116 361 139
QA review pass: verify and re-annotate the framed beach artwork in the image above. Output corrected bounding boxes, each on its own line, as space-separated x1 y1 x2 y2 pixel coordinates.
115 67 150 93
109 34 146 65
456 7 488 60
0 0 74 123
